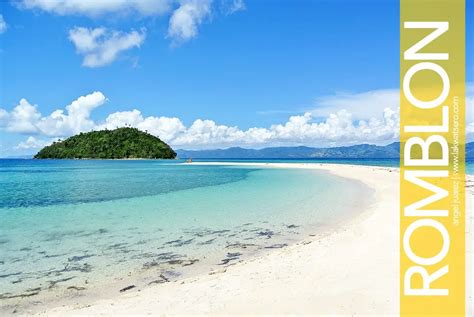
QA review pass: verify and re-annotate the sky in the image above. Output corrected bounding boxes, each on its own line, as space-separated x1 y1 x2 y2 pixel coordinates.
0 0 472 156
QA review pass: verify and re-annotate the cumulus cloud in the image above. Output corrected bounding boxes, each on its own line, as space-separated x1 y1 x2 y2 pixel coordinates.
69 27 146 67
311 86 473 142
4 99 42 134
18 0 172 17
167 0 212 44
312 89 399 120
16 136 53 150
0 14 6 34
97 110 187 141
19 0 245 45
94 107 400 148
0 90 401 149
0 91 106 136
37 91 107 136
3 87 471 152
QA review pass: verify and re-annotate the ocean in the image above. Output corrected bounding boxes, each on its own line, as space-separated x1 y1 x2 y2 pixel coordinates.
0 158 471 311
0 159 370 311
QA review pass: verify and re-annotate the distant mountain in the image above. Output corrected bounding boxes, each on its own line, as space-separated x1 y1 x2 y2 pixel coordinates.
176 142 401 159
177 142 474 159
35 128 176 159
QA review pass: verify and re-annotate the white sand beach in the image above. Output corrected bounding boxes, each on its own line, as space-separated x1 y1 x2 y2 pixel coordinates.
37 163 473 316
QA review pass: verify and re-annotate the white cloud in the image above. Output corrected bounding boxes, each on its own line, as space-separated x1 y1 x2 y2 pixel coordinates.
0 108 10 126
312 89 400 120
19 0 244 46
0 14 7 34
16 136 53 150
5 99 42 134
37 91 107 136
98 110 186 140
167 0 212 44
2 87 472 152
18 0 172 17
0 91 106 137
69 27 146 67
222 0 245 15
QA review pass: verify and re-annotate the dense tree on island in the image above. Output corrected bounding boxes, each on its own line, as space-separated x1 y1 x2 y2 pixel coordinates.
34 127 176 159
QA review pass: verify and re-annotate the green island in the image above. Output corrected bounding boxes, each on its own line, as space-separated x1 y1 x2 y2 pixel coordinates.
34 127 176 159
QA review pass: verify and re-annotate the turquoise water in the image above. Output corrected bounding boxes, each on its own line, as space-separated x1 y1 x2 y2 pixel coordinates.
0 159 371 311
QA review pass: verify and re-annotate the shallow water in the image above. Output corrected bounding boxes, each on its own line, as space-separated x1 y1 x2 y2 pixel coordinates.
0 160 372 312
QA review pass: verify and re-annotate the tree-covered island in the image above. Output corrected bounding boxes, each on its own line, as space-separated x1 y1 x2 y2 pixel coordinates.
34 127 176 159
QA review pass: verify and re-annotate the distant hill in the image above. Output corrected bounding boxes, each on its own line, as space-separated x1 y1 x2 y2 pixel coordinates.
34 128 176 159
177 142 474 159
177 142 401 159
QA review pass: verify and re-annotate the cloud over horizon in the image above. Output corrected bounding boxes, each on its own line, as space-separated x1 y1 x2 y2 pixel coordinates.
0 90 404 152
3 87 472 153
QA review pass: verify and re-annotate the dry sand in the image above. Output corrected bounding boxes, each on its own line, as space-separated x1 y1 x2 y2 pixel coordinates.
37 163 473 316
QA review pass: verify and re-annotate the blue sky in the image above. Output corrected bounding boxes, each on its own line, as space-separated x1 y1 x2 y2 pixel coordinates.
0 0 472 155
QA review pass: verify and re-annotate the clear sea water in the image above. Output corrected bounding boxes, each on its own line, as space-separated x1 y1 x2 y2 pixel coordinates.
0 158 471 312
0 159 373 312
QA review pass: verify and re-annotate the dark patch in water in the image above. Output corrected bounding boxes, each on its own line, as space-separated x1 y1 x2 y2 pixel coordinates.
0 272 22 279
149 273 171 285
264 243 288 249
186 229 231 238
218 252 241 265
68 254 94 262
226 242 256 249
197 238 216 245
44 253 67 258
0 288 40 299
48 276 75 289
143 253 184 269
164 238 194 247
256 230 274 239
107 243 128 249
183 259 199 266
43 230 85 242
49 263 92 275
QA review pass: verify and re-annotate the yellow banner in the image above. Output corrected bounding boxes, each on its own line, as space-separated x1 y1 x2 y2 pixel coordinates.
400 0 465 316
